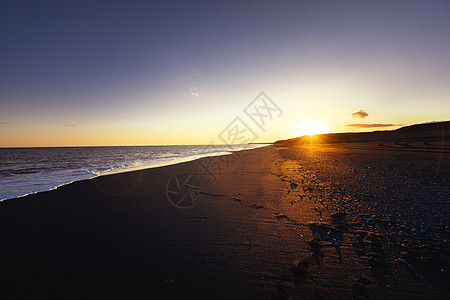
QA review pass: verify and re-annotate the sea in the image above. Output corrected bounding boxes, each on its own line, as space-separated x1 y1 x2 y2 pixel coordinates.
0 144 267 201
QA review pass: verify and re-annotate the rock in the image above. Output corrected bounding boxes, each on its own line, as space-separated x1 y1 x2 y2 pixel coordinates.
398 258 407 264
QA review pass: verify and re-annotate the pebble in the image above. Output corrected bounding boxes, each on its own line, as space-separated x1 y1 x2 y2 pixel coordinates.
398 258 407 264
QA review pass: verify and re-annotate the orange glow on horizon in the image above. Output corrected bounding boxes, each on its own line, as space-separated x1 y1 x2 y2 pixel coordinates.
294 119 329 138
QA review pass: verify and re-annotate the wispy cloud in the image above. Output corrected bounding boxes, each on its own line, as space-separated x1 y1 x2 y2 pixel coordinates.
345 123 402 129
189 87 200 97
351 110 369 118
64 121 79 127
0 122 12 125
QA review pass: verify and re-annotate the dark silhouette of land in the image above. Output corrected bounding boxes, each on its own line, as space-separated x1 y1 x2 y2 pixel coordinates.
275 121 450 153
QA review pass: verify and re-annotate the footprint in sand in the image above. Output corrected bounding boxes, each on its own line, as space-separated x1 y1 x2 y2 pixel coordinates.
289 260 309 284
274 213 288 220
250 204 265 209
308 238 325 265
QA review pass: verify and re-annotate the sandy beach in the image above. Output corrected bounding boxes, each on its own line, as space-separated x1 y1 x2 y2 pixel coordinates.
0 137 448 299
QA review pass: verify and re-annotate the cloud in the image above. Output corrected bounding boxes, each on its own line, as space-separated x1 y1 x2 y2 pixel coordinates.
0 122 11 125
351 110 369 118
345 123 402 129
64 121 79 127
189 87 200 96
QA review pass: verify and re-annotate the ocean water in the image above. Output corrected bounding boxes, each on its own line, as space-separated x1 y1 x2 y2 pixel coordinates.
0 144 267 201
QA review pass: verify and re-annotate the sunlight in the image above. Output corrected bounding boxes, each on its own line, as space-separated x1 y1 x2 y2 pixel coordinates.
295 119 329 137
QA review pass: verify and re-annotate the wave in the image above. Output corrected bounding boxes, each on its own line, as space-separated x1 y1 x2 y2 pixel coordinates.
0 144 269 201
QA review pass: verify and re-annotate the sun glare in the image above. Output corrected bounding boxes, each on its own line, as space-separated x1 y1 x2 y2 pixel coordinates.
295 120 329 137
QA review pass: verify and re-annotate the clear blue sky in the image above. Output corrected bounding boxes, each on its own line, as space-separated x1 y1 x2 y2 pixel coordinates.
1 0 449 146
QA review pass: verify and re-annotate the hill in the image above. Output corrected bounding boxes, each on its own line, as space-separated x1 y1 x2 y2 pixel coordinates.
274 121 450 146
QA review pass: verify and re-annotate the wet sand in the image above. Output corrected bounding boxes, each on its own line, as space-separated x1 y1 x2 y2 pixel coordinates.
0 141 448 299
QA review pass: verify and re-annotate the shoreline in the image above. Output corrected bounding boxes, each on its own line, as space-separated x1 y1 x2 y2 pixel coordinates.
0 144 270 202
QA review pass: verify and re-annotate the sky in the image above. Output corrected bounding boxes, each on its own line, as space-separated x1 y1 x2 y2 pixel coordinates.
0 0 449 147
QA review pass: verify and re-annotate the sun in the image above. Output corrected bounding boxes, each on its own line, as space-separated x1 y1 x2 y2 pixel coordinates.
295 119 329 137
